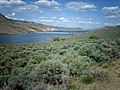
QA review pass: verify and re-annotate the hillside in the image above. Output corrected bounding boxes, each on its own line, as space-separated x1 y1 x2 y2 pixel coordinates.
0 14 56 34
0 27 120 90
0 14 82 34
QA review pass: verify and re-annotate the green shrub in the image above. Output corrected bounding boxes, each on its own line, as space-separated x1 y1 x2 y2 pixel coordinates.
83 70 109 81
81 75 94 84
78 43 100 56
49 86 63 90
32 54 47 61
26 59 38 69
89 35 99 39
100 62 114 68
0 75 10 87
68 77 80 90
116 39 120 45
7 75 18 88
13 58 28 68
65 56 93 75
11 67 23 76
101 44 120 59
101 41 111 48
110 41 117 45
34 60 69 85
65 50 78 59
101 63 110 68
7 67 33 90
78 43 106 62
118 73 120 77
32 83 47 90
59 50 66 55
78 42 120 62
90 50 109 62
53 37 60 41
74 46 80 51
61 45 70 49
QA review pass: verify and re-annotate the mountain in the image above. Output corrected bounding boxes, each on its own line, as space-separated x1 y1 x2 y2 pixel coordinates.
0 13 57 34
0 14 82 34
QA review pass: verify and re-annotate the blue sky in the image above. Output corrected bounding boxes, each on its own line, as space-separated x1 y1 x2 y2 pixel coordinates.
0 0 120 29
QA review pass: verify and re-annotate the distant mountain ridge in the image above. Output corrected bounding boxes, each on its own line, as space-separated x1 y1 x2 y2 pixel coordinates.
0 14 82 34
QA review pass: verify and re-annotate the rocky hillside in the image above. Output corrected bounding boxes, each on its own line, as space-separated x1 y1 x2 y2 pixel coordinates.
0 14 56 34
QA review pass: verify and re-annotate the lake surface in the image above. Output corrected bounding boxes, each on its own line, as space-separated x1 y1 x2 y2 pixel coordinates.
0 31 88 44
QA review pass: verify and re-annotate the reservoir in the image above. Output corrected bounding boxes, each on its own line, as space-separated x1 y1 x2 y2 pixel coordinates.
0 31 88 44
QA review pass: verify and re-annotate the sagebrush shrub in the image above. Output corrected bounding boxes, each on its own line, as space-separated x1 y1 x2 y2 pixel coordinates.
34 60 69 85
78 43 100 56
64 56 93 76
53 37 60 41
89 35 99 39
32 54 47 62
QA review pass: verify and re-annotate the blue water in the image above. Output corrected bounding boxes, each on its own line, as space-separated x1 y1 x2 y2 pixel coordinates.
0 31 88 44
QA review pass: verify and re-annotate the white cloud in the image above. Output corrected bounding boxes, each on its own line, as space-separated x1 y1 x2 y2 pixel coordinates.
102 6 120 14
104 23 120 26
65 1 96 11
39 19 55 23
31 16 71 24
34 0 60 10
14 5 39 12
52 16 56 19
8 12 16 17
78 21 99 25
74 17 93 20
105 15 120 19
0 0 26 9
11 12 16 16
0 0 26 4
59 17 69 22
30 19 56 23
39 16 47 19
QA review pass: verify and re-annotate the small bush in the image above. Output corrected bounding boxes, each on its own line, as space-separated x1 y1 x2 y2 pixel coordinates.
11 67 23 76
59 50 66 55
101 44 120 59
110 41 117 45
89 35 99 39
65 56 93 76
74 46 80 51
100 62 114 68
32 54 47 62
101 63 110 68
61 45 70 49
90 51 109 62
32 83 47 90
116 39 120 45
49 86 63 90
81 75 94 84
83 70 109 81
118 73 120 77
53 37 60 41
68 77 80 90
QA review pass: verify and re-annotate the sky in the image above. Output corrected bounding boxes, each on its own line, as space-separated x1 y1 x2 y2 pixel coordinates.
0 0 120 29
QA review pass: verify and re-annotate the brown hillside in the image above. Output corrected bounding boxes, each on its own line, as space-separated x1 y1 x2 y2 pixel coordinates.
0 13 56 34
